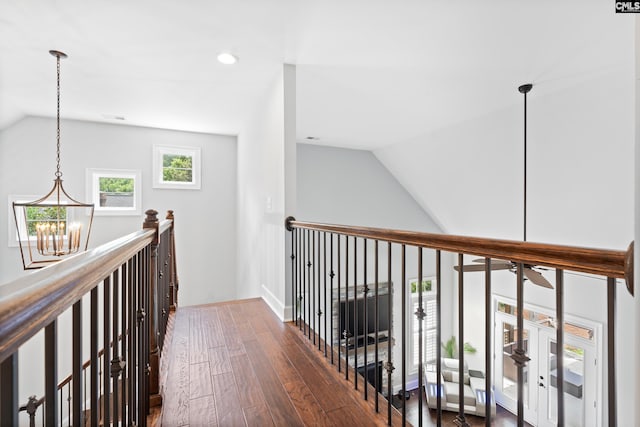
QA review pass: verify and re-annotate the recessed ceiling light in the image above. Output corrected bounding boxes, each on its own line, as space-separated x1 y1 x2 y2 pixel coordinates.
217 52 238 65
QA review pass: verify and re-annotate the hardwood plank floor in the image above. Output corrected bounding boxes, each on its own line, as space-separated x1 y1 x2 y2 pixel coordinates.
160 299 391 426
159 298 526 426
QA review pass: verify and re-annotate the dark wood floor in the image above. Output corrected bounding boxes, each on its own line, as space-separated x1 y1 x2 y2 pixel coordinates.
160 298 390 426
159 298 529 426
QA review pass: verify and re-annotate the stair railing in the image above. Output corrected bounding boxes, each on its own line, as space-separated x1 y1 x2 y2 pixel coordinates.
285 217 633 427
0 209 177 427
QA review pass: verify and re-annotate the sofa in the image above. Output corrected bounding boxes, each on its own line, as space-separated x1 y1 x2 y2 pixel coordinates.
423 358 496 417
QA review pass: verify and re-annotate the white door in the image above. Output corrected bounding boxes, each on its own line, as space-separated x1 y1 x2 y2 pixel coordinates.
537 329 598 427
494 312 539 424
495 302 600 427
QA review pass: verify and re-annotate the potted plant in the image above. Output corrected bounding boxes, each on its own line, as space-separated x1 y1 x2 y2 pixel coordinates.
442 336 476 359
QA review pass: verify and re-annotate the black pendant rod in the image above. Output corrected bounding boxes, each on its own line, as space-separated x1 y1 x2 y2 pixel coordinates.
518 83 532 242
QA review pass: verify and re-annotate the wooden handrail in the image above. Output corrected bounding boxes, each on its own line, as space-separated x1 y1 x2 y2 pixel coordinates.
286 218 634 295
0 219 171 364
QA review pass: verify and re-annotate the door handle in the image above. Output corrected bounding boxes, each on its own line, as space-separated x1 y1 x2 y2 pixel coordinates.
539 382 545 388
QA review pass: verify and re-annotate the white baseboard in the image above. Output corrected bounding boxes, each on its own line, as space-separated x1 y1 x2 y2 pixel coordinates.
261 284 292 321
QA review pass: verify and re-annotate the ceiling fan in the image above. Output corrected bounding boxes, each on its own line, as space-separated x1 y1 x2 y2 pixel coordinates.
454 83 553 289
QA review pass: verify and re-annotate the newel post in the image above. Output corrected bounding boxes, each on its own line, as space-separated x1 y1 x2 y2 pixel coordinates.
167 210 179 310
143 209 162 408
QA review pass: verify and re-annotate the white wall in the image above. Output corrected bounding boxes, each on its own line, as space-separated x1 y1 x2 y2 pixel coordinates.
297 144 442 231
297 143 454 384
0 117 237 419
237 65 295 319
375 72 635 423
0 116 237 306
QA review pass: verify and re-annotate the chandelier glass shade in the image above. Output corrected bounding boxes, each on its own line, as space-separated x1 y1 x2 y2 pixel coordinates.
12 50 94 270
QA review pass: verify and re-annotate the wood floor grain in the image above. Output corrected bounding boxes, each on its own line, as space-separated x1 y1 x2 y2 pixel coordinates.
160 298 393 426
159 299 529 426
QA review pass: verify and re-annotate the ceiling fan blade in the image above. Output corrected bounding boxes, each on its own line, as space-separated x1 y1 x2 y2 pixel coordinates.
472 258 511 266
454 264 512 272
454 264 487 272
523 268 554 289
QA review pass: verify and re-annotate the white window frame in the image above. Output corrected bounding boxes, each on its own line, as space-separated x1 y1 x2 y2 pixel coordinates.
407 276 437 373
86 168 142 216
152 145 201 190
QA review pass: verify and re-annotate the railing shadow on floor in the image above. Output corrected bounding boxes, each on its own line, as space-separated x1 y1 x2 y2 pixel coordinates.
0 209 178 427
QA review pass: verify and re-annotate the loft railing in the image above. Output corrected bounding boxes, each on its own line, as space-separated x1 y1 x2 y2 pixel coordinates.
285 217 634 427
0 209 178 427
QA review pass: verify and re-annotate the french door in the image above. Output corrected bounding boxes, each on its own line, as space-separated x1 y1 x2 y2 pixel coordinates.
494 305 599 426
494 312 539 422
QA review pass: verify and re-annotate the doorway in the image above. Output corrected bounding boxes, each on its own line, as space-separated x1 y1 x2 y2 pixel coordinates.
494 299 600 426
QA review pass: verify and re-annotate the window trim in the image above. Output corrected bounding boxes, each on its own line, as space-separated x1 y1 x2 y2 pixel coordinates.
152 145 201 190
86 168 142 216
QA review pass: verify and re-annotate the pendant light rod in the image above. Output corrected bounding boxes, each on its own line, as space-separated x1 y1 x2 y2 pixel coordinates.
49 50 67 178
518 83 533 242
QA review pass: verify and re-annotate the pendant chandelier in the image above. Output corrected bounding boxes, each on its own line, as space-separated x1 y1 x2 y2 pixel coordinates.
12 50 94 270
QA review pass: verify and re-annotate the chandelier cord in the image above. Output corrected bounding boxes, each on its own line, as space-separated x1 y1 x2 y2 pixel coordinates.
55 53 62 178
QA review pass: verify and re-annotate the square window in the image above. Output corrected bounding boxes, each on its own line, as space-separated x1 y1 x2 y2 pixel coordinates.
86 169 142 216
152 145 201 189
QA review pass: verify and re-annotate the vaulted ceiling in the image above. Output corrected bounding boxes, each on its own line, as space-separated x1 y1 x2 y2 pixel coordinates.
1 1 630 149
1 1 635 246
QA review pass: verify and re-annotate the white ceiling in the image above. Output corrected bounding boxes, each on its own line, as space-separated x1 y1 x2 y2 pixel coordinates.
0 0 632 150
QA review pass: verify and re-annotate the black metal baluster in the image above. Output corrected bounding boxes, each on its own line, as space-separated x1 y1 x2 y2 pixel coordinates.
299 229 302 330
556 269 565 427
45 321 58 427
137 251 146 424
363 238 368 400
354 236 358 390
304 229 308 338
456 254 468 427
312 230 316 345
0 352 18 426
436 250 442 426
374 239 379 412
307 230 311 340
386 242 393 426
338 234 342 373
121 263 127 423
401 244 406 426
607 277 616 427
317 230 322 350
417 248 424 427
143 247 151 421
485 258 492 426
513 264 529 427
291 228 296 326
345 236 350 381
72 300 82 427
112 269 120 426
324 232 328 357
128 257 136 426
90 287 99 427
330 233 335 365
103 277 111 426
